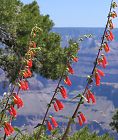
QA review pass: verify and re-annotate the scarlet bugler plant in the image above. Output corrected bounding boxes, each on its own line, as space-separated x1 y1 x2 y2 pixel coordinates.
34 40 80 139
34 35 92 139
61 0 117 139
0 26 42 140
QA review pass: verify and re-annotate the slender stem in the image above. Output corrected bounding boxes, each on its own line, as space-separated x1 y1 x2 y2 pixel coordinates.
91 0 113 75
0 85 15 122
61 84 88 140
61 1 113 139
1 26 38 140
35 67 65 139
3 87 21 140
3 133 6 140
1 85 15 140
13 128 27 140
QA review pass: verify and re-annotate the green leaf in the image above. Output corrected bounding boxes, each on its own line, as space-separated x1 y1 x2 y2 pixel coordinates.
14 127 23 135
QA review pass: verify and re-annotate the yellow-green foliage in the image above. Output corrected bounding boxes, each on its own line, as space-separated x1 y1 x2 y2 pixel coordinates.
7 127 113 140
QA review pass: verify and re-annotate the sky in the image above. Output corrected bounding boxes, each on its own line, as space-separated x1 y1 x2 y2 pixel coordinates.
22 0 118 27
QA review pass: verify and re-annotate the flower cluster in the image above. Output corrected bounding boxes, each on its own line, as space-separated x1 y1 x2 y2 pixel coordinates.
45 47 79 131
34 36 91 138
94 1 117 87
0 1 117 139
47 116 58 131
77 0 117 127
78 112 86 126
61 1 117 139
0 26 42 137
4 122 14 136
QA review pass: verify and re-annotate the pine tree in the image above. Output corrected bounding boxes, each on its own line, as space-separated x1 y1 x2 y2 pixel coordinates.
0 0 78 82
110 109 118 133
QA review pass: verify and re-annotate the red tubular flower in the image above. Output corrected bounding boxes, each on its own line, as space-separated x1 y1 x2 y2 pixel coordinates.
102 55 108 66
47 121 53 131
9 106 17 117
95 68 104 86
103 42 110 53
72 57 78 62
102 60 107 68
105 32 110 41
86 93 90 103
99 55 108 68
53 102 59 112
87 89 96 104
78 116 83 126
24 81 29 90
27 69 32 77
109 30 114 40
4 127 10 136
111 11 117 18
27 59 32 68
59 86 67 99
98 58 106 68
4 122 14 136
51 117 58 128
105 30 114 41
64 76 72 86
96 69 105 77
108 20 114 29
105 32 113 41
23 72 29 78
55 99 64 110
95 72 101 86
23 69 32 78
13 93 24 108
68 64 74 74
79 112 87 123
19 80 29 90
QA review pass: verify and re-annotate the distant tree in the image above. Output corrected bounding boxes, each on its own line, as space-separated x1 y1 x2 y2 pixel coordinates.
110 109 118 133
0 0 78 82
